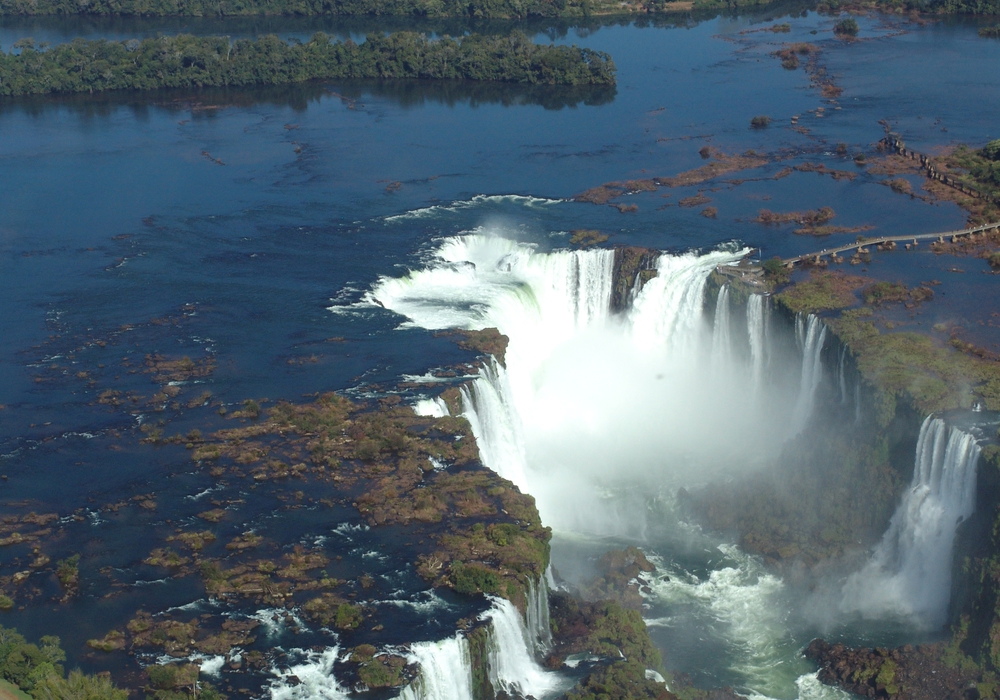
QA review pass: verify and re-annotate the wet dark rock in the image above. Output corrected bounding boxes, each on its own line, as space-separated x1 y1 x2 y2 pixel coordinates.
806 638 978 700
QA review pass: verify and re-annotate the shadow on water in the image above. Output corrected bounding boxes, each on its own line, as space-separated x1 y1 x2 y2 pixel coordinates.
0 77 617 116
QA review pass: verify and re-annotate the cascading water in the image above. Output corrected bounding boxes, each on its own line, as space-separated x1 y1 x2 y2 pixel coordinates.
746 293 769 391
481 597 563 698
840 416 981 627
367 232 845 699
837 346 848 405
526 576 553 651
269 648 347 700
790 314 827 436
398 594 561 700
711 285 732 367
398 636 475 700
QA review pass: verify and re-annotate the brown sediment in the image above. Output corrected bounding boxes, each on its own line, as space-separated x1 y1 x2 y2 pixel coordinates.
678 193 711 208
656 149 771 187
569 229 610 248
794 225 874 236
794 162 857 181
755 207 836 226
455 328 509 365
865 153 923 176
701 207 718 218
772 42 843 102
575 149 773 208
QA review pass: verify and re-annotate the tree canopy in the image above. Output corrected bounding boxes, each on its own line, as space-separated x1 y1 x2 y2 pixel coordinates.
0 31 617 97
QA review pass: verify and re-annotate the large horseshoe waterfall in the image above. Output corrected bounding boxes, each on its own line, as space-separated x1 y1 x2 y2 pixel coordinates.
367 232 988 700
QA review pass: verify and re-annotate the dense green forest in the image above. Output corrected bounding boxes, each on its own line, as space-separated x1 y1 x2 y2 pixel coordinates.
0 0 996 18
0 0 634 19
0 31 616 97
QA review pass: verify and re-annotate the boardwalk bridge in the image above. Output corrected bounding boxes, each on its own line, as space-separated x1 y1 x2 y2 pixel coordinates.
715 221 1000 285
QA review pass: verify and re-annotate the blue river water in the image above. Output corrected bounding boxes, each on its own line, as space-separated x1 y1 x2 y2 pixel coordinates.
1 8 999 698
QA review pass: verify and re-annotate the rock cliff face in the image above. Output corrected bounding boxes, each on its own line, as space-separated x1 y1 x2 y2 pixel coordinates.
610 247 660 313
725 254 1000 700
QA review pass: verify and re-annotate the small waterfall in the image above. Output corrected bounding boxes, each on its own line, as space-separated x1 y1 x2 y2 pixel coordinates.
629 250 746 355
854 378 862 425
746 293 769 389
790 314 827 435
413 397 450 418
481 598 562 698
399 596 559 700
837 346 848 405
460 359 529 490
398 636 475 700
710 285 732 367
840 416 981 627
526 576 553 651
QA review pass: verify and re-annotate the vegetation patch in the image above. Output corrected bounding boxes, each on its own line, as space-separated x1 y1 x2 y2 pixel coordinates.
570 230 610 247
755 207 836 227
831 308 1000 412
775 270 869 314
0 32 617 99
456 328 510 366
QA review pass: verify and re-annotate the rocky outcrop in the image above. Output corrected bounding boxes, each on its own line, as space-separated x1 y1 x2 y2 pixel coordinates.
805 639 979 700
611 247 659 313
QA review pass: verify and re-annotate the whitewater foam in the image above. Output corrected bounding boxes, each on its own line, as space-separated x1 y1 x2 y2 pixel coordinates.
269 647 347 700
840 416 981 627
384 195 563 223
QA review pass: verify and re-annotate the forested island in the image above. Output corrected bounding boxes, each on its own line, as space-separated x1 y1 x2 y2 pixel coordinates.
0 0 996 20
0 30 616 97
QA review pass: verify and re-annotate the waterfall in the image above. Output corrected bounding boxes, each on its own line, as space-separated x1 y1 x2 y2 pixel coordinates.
269 647 348 700
399 595 560 700
459 359 529 490
710 285 732 367
526 576 553 651
398 636 475 700
629 250 742 355
370 234 802 530
413 397 450 418
481 597 562 698
790 314 827 435
837 346 848 405
840 416 981 627
746 293 768 389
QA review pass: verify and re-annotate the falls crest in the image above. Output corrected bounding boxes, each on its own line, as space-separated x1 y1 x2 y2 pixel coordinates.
840 416 981 627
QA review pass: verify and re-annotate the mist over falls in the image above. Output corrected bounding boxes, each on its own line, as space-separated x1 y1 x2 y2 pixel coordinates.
371 232 809 536
361 230 992 698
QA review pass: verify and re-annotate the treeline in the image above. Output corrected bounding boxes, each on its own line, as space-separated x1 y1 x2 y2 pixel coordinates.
0 31 616 97
0 625 128 700
0 0 626 19
818 0 1000 14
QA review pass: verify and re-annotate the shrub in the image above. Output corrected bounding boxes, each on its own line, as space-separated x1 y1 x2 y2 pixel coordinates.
751 115 772 129
450 562 502 595
834 18 859 36
334 603 363 630
984 139 1000 161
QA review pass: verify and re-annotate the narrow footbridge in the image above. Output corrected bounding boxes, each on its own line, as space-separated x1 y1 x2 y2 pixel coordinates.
783 221 1000 267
